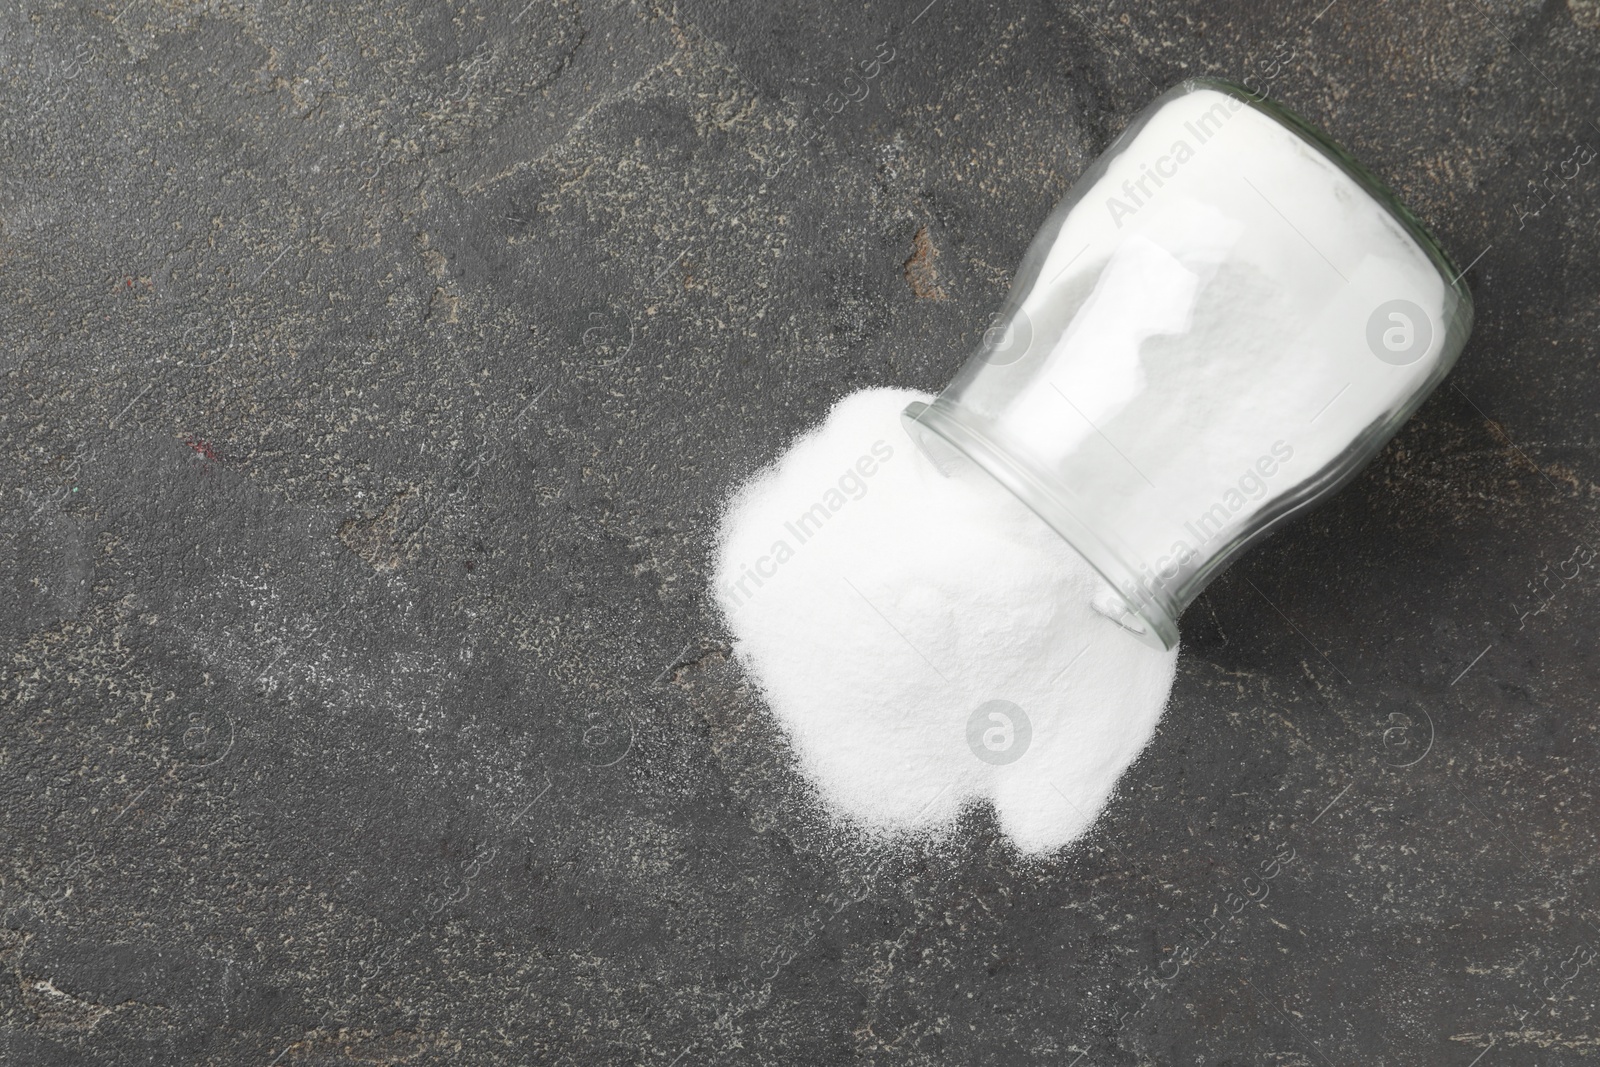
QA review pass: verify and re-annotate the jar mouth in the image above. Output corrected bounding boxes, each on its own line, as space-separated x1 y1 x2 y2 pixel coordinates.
901 398 1181 651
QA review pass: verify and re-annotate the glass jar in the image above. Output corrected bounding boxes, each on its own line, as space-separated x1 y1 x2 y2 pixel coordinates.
903 78 1474 650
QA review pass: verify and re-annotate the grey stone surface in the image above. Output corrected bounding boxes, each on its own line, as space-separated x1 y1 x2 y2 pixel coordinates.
2 1 1599 1063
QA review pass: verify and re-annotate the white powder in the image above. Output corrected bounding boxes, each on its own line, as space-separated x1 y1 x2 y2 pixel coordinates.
715 388 1178 854
712 88 1460 853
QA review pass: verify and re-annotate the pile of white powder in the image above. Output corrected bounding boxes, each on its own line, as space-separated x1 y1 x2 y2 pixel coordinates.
710 90 1459 855
714 388 1179 854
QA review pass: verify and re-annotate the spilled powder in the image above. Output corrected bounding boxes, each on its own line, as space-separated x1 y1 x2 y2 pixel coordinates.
714 388 1178 854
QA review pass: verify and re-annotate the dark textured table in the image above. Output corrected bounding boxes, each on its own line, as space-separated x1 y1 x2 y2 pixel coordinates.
3 1 1599 1064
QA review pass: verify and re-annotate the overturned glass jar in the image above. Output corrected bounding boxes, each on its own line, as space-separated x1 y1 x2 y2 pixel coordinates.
904 78 1473 650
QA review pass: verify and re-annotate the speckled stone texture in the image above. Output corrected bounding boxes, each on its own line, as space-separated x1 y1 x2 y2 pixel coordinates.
2 1 1599 1064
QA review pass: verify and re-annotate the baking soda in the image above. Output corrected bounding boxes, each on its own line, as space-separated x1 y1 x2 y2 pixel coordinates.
713 88 1458 853
715 388 1179 854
